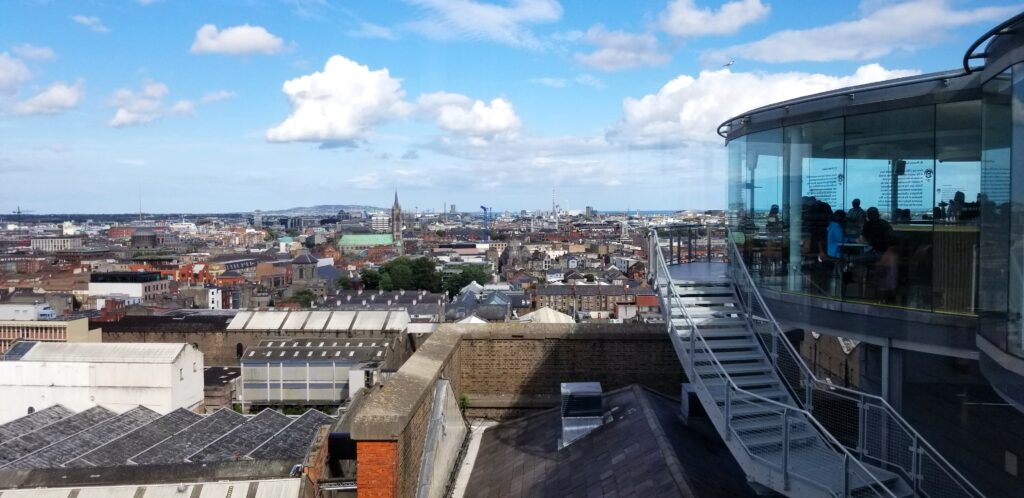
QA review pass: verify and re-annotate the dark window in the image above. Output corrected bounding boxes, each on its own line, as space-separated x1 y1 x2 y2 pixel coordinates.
236 343 244 358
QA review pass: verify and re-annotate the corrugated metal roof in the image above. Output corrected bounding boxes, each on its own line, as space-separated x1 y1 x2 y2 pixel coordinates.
18 343 186 364
303 311 332 330
246 312 288 330
226 311 253 330
325 311 355 331
352 311 387 331
280 311 310 330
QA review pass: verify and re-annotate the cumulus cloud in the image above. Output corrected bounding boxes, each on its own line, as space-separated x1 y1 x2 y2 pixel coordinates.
71 15 110 33
12 44 54 61
418 92 521 141
402 149 420 160
108 81 168 126
609 64 920 147
348 22 397 40
706 0 1020 64
170 100 196 115
0 52 30 94
266 55 411 144
405 0 562 49
574 25 669 71
14 80 84 115
660 0 769 37
190 24 285 55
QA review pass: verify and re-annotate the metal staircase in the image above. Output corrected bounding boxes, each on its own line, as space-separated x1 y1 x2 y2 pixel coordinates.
649 230 983 498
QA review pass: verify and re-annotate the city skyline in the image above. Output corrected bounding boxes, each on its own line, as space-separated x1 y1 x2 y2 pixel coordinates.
1 0 1018 213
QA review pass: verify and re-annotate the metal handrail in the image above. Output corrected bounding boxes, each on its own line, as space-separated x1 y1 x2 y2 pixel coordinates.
962 10 1024 73
650 232 895 497
723 230 985 498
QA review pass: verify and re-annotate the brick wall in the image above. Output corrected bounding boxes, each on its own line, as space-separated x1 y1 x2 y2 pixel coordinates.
356 441 398 498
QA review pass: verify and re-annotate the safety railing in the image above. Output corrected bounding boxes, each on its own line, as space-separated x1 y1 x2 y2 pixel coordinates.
723 230 984 498
649 231 896 497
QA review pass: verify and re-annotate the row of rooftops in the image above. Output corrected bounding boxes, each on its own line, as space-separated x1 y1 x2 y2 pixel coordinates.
227 309 409 332
534 284 656 296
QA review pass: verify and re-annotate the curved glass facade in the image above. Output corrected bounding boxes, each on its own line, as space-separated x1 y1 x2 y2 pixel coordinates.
729 99 985 315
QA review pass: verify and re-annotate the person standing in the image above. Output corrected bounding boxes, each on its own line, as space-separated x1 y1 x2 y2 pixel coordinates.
846 198 866 238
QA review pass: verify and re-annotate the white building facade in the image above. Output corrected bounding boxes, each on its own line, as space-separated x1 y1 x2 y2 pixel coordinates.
0 342 204 424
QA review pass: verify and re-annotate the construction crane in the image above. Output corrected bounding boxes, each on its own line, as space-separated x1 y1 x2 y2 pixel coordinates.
480 206 492 241
12 206 34 231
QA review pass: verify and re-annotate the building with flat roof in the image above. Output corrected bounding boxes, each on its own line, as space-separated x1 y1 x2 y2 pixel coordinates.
29 237 83 253
0 341 204 424
240 338 393 409
0 317 100 354
718 13 1024 496
88 271 170 301
337 233 394 256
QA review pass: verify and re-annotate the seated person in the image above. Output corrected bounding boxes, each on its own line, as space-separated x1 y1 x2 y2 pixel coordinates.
825 210 849 259
860 207 892 254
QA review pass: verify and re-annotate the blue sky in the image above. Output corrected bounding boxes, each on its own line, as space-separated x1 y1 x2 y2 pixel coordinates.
0 0 1019 214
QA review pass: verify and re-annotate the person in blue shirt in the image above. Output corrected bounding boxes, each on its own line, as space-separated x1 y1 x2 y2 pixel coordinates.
826 210 848 259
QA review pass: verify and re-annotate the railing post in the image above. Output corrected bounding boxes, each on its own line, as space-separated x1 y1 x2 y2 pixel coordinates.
782 408 790 491
688 325 695 374
912 434 921 495
843 453 851 498
724 384 732 441
804 381 813 412
771 333 778 367
857 401 866 458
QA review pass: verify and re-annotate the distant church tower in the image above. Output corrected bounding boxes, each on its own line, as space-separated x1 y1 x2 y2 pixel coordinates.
391 190 403 255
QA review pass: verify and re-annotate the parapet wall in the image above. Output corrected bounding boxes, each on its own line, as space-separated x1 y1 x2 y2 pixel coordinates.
350 322 682 498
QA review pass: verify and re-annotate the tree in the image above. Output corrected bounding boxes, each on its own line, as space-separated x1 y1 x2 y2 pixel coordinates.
370 257 442 292
293 290 316 308
337 275 353 290
444 264 492 297
361 269 381 290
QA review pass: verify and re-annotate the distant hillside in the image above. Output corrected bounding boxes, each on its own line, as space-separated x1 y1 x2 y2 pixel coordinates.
261 205 388 215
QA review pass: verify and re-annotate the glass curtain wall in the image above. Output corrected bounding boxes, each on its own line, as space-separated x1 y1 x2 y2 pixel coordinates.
729 103 983 316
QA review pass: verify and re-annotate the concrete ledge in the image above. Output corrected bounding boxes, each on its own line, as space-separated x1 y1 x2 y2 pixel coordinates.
351 328 460 441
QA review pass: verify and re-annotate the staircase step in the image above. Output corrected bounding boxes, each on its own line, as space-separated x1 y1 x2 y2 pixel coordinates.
695 362 771 377
704 374 778 389
682 305 741 315
740 427 818 452
672 296 737 305
688 317 748 327
729 415 808 435
704 339 757 350
673 286 734 296
692 328 750 338
695 350 763 362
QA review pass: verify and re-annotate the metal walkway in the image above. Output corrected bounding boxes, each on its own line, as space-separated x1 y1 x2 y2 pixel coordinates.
649 231 982 498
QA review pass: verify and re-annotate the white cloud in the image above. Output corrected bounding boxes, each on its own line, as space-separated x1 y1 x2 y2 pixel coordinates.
529 77 567 88
574 25 669 71
14 80 84 115
707 0 1020 64
348 22 397 40
405 0 562 49
71 15 110 33
418 92 521 141
609 64 920 147
107 81 169 127
170 100 196 115
0 53 30 94
266 55 410 144
200 90 236 103
574 73 605 89
12 44 54 61
660 0 770 37
190 24 285 55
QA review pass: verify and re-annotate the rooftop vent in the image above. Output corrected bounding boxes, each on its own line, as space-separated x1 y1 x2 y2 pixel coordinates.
559 382 607 449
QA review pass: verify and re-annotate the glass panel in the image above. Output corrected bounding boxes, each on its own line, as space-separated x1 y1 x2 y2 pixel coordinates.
744 129 785 288
933 101 982 315
845 107 936 310
1010 64 1024 359
785 118 844 297
979 68 1012 352
727 135 747 229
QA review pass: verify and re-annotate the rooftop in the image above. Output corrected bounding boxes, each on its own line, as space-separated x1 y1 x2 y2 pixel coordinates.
338 234 394 246
10 342 188 364
464 385 755 498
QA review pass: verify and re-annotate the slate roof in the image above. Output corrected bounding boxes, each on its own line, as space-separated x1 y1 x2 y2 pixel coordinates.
0 406 116 466
0 405 74 444
188 409 291 463
248 409 334 460
131 408 248 465
464 385 755 498
292 253 318 265
67 408 204 467
5 406 161 470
